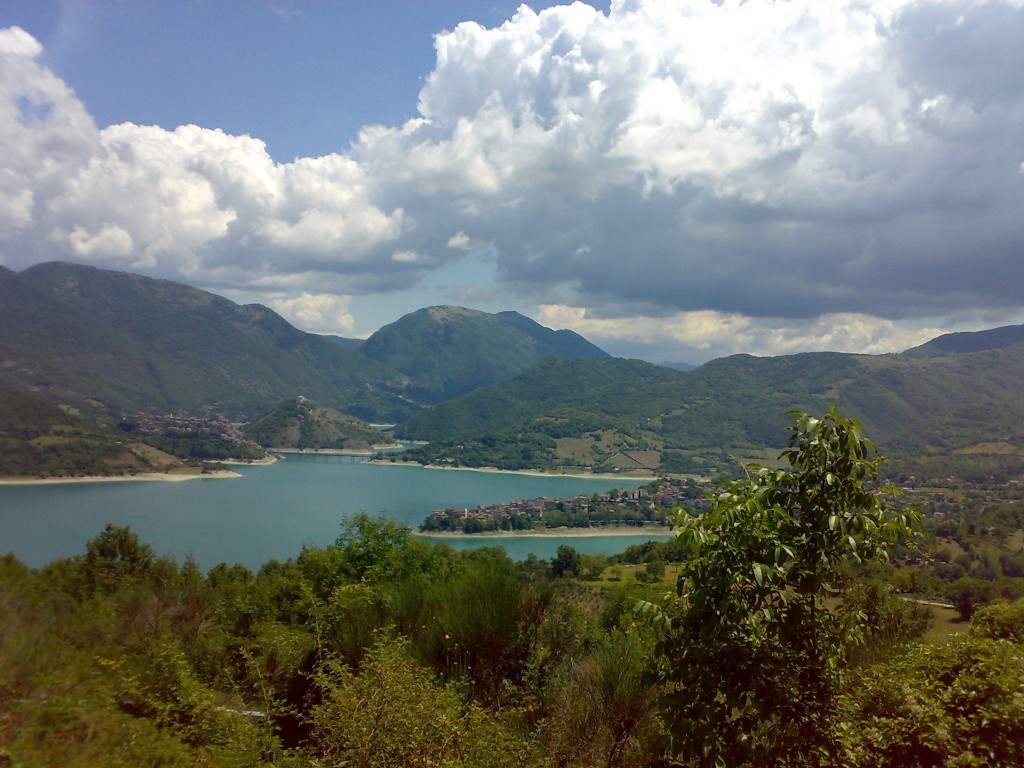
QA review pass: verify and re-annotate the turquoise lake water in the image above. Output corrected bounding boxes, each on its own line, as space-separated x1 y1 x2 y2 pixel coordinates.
0 455 670 570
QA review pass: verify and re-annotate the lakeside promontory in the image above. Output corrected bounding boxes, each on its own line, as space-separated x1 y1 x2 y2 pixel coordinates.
419 478 706 533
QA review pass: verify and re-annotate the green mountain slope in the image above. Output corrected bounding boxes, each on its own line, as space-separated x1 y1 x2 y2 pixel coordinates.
361 305 609 403
394 357 679 441
244 397 386 450
0 267 170 412
17 262 410 421
2 263 611 422
393 336 1024 480
493 310 610 358
902 325 1024 358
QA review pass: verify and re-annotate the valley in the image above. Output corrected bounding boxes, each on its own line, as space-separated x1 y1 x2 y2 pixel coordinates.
2 263 1023 767
3 262 1024 490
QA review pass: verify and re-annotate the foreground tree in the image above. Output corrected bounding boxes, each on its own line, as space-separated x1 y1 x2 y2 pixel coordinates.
647 408 918 767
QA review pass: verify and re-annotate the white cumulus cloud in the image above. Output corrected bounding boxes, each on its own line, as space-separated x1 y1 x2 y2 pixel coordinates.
2 0 1023 356
538 304 947 362
0 29 407 287
268 293 356 336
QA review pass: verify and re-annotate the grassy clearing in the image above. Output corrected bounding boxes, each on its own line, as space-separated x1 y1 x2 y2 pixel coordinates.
125 442 181 468
954 442 1021 455
736 448 789 469
603 452 657 471
621 451 661 469
924 605 971 642
554 436 598 463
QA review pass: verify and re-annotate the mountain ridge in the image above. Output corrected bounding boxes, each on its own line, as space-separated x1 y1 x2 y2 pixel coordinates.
902 324 1024 358
1 261 611 421
392 338 1024 481
361 304 608 403
6 261 1024 484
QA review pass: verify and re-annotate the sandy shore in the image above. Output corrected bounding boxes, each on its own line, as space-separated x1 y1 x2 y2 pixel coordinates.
0 470 241 486
274 445 400 456
365 460 652 481
417 525 673 539
218 455 278 466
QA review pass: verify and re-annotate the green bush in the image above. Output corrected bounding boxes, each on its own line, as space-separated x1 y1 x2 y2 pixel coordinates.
837 634 1024 767
310 635 532 768
972 597 1024 644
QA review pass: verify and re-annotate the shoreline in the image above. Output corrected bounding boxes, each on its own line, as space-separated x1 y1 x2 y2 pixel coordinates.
416 525 674 539
0 469 242 486
365 459 653 481
219 455 278 466
274 445 400 456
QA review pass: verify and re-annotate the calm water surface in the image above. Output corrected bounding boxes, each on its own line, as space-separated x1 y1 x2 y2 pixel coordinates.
0 455 669 569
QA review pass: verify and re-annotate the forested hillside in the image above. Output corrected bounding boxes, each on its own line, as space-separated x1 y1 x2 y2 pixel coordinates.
0 263 610 422
394 336 1024 481
0 387 183 478
6 261 1024 485
362 306 608 403
0 388 266 478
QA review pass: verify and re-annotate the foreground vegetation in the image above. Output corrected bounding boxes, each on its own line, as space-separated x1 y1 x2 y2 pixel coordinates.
3 527 1021 766
3 410 1024 766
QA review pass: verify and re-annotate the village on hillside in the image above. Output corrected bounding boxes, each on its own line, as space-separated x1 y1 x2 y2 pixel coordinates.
420 479 711 533
123 413 246 442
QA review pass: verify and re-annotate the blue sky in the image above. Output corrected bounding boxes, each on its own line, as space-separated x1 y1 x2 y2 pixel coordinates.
3 1 601 161
1 0 1022 363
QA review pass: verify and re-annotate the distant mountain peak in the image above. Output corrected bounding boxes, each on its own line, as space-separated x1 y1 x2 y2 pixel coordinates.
361 304 609 403
1 263 609 421
903 324 1024 358
423 305 489 321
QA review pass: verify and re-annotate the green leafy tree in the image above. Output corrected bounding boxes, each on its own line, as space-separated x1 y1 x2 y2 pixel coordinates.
540 628 660 768
80 524 155 595
948 576 996 621
298 513 449 601
415 551 551 707
647 408 918 767
842 578 931 667
551 545 582 578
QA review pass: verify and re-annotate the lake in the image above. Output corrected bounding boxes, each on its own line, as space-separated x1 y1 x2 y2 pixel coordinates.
0 455 671 570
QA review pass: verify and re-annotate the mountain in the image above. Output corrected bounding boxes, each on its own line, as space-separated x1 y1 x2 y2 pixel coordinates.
9 260 1022 483
1 262 402 420
659 361 698 372
360 305 609 403
0 265 170 412
394 356 679 442
321 335 365 349
392 330 1024 481
492 310 611 358
1 262 610 422
902 325 1024 358
243 397 386 450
